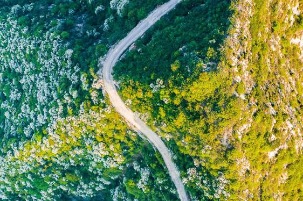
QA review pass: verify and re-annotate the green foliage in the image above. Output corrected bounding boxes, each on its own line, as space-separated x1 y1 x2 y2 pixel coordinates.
115 0 233 199
125 180 143 198
0 0 181 200
2 0 303 200
114 0 303 199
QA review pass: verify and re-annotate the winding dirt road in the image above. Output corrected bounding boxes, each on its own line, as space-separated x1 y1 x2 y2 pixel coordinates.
99 0 189 200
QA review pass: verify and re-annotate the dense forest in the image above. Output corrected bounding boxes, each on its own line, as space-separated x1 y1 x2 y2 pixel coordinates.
0 0 168 150
0 0 180 200
115 0 303 200
1 0 303 200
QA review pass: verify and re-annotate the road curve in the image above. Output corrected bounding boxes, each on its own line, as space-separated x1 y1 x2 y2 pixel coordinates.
99 0 189 200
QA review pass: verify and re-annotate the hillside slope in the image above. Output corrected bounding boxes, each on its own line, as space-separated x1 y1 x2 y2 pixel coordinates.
0 1 182 200
1 0 303 200
114 0 303 199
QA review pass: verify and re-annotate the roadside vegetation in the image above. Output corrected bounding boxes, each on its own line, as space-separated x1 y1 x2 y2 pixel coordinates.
0 0 168 150
1 0 303 200
0 0 180 200
115 0 232 199
115 0 303 200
